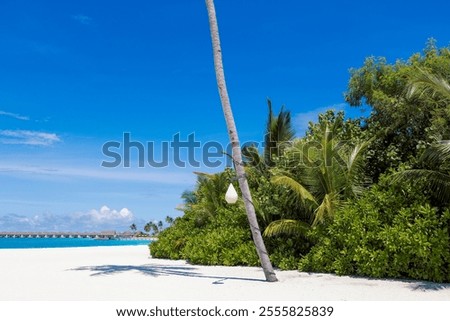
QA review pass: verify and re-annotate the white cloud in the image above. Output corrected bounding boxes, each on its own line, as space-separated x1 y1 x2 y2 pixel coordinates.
293 103 347 135
0 110 29 121
75 206 134 225
0 130 61 146
0 206 135 232
72 14 93 25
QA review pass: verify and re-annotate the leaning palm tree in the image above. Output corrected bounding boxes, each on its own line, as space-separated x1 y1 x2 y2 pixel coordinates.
205 0 277 281
265 121 369 237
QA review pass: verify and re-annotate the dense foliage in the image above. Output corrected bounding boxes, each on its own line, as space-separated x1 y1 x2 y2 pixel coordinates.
150 204 260 266
150 41 450 283
150 170 260 266
299 176 450 282
345 39 450 181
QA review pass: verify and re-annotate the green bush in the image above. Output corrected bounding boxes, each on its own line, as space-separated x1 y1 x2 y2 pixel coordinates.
183 227 259 266
299 178 450 282
149 214 196 260
267 236 311 270
150 205 260 266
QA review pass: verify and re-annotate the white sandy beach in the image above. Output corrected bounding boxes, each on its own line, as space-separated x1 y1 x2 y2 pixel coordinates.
0 245 448 301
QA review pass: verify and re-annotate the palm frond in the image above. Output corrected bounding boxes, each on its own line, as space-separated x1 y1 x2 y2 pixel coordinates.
419 141 450 166
264 99 295 166
276 106 296 143
346 140 371 196
312 193 335 226
193 171 215 179
272 175 318 205
263 219 310 237
407 67 450 101
242 145 264 168
393 169 450 205
181 190 197 205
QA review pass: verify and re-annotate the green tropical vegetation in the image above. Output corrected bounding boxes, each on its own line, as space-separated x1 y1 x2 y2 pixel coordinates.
150 40 450 283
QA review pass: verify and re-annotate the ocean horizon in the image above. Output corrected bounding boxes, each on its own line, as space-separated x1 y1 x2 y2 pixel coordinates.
0 237 151 249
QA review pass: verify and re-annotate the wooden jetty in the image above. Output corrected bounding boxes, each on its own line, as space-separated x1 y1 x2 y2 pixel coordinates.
0 231 119 239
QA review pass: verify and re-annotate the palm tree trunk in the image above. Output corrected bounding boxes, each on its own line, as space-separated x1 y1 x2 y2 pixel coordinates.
204 0 278 282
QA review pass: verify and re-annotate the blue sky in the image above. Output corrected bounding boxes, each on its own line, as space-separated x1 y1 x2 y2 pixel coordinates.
1 0 449 232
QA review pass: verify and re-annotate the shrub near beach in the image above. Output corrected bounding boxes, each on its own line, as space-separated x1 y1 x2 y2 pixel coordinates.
299 176 450 283
149 171 260 266
150 208 260 266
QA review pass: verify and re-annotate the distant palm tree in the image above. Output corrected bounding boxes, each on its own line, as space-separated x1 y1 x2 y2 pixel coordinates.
205 0 277 281
130 223 137 232
265 121 369 237
144 221 164 236
144 222 154 234
165 216 174 226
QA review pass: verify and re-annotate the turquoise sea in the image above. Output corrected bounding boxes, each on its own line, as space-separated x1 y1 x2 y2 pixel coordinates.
0 237 151 249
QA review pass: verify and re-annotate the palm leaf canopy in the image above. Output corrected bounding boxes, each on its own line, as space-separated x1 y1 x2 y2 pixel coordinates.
264 99 295 166
393 141 450 205
271 121 369 226
407 67 450 102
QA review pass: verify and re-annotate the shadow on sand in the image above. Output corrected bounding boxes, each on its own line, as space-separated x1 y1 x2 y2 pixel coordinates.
407 281 450 292
346 274 450 292
71 263 265 284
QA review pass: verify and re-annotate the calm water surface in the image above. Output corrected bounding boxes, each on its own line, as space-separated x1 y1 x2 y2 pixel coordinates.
0 237 151 249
